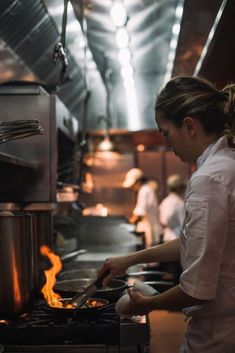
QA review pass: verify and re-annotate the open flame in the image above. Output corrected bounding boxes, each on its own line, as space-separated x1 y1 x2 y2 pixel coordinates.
40 245 64 308
40 246 107 310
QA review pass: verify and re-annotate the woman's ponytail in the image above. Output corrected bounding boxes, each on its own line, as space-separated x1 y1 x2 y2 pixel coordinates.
221 84 235 146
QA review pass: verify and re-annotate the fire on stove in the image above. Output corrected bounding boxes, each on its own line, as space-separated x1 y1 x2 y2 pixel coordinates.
0 246 150 353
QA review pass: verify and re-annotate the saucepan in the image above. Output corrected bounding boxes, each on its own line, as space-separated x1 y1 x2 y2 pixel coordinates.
45 297 111 316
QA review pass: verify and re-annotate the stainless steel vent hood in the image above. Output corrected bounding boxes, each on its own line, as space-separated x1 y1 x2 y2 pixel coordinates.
0 0 183 132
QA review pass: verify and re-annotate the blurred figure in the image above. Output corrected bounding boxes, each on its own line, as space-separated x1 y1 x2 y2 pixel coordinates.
123 168 162 248
159 174 186 242
159 174 186 283
147 177 160 192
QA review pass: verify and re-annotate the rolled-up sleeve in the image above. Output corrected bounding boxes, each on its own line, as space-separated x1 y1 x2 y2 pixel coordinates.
179 174 229 300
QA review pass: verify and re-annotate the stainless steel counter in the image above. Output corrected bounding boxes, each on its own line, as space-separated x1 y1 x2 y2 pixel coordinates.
59 215 140 270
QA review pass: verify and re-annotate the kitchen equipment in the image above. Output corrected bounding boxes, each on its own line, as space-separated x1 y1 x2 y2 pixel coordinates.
54 278 127 302
0 296 150 352
117 270 170 282
0 83 79 202
30 211 54 293
58 267 98 280
45 297 110 316
60 249 87 263
0 212 34 317
67 270 110 307
0 119 43 144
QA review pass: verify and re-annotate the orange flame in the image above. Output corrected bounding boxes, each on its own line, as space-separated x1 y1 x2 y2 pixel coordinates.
40 246 106 310
11 241 22 308
40 245 63 307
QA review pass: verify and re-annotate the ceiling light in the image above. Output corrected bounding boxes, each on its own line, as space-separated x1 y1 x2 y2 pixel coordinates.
110 1 128 27
97 136 114 152
123 77 135 90
115 28 129 48
121 64 133 79
137 144 145 152
118 48 131 65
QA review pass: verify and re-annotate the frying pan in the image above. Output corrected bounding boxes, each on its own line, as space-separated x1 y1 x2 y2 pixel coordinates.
54 278 127 302
45 297 111 316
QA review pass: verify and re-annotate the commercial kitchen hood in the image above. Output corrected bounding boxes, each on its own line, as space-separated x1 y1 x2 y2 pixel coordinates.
0 0 224 133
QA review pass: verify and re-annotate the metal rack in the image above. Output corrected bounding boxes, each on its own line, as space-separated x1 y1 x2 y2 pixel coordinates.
0 84 79 205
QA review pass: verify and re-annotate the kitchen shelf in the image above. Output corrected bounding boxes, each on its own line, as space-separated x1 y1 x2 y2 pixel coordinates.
0 152 36 200
0 151 35 170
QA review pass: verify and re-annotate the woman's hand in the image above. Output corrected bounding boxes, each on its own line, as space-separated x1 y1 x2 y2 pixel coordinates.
98 255 130 286
123 289 153 316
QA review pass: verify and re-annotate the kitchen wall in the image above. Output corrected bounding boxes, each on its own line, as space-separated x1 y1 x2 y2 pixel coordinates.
80 146 191 217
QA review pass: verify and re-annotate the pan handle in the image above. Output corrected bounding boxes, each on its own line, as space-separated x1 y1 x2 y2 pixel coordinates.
93 270 110 288
60 249 87 262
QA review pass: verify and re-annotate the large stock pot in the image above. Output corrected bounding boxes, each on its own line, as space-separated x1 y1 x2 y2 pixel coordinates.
31 211 53 292
0 212 34 317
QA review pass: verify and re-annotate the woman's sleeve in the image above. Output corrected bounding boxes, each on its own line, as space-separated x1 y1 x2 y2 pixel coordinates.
179 174 229 300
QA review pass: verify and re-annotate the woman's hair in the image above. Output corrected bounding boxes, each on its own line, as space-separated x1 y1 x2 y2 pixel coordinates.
155 76 235 137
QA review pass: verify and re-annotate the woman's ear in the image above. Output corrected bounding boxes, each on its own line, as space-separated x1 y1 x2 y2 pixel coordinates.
183 116 197 136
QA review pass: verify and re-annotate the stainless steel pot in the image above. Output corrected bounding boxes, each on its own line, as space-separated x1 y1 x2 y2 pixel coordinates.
31 211 53 292
0 212 34 317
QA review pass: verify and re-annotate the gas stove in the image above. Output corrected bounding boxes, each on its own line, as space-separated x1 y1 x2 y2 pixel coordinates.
0 300 149 353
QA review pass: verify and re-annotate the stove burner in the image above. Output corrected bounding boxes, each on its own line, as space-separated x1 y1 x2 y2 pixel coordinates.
0 300 149 353
0 301 120 345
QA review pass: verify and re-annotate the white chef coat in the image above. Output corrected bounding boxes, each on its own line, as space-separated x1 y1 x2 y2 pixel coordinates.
133 183 162 246
159 192 184 241
179 136 235 352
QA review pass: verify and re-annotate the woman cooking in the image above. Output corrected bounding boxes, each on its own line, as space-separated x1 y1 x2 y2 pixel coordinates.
98 75 235 352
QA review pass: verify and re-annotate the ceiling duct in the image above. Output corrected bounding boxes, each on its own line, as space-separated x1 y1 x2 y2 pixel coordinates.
70 0 184 131
0 0 184 132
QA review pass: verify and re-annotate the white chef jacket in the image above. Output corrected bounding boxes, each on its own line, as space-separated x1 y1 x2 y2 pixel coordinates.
159 192 184 241
179 136 235 352
133 183 162 246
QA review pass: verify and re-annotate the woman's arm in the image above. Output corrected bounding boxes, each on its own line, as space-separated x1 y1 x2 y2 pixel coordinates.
126 285 207 315
128 238 180 264
99 238 180 286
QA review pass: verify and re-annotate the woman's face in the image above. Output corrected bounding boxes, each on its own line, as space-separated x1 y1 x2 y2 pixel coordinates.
156 114 196 163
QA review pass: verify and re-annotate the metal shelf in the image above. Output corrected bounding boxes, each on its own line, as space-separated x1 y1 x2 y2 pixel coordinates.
0 152 37 201
0 151 35 169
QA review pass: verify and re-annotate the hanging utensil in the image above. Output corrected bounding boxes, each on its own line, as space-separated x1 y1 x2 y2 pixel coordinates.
52 0 69 86
0 119 43 144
